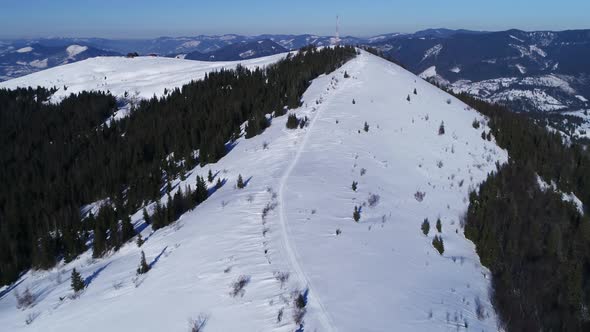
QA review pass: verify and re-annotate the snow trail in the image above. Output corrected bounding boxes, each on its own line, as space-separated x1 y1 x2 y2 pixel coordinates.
277 55 363 331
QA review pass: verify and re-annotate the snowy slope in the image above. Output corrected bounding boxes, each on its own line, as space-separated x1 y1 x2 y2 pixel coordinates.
0 50 506 331
0 53 291 103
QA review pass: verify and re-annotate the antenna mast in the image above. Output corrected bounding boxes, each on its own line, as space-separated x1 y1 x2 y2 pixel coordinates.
335 15 341 46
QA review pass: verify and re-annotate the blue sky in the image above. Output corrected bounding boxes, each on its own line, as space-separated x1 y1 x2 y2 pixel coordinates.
1 0 589 38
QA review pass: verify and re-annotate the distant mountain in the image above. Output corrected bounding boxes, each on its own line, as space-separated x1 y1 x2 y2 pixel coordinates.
2 29 590 114
0 43 120 81
184 39 287 61
371 29 590 111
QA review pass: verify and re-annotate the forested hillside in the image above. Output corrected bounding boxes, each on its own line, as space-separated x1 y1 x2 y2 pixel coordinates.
454 92 590 331
0 46 356 285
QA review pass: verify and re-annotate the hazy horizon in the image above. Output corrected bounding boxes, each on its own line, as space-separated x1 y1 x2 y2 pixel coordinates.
1 0 589 39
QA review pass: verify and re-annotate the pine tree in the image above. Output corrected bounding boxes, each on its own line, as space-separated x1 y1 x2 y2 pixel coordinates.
208 169 214 183
352 181 358 191
215 178 223 190
352 99 356 104
407 95 411 102
286 114 299 129
436 218 442 233
438 121 445 135
413 88 417 95
237 174 245 189
344 71 350 78
71 268 85 292
481 130 486 140
432 235 444 255
137 251 150 274
142 208 150 224
136 234 144 247
353 206 361 222
421 218 430 235
121 214 135 243
194 175 208 204
364 122 369 132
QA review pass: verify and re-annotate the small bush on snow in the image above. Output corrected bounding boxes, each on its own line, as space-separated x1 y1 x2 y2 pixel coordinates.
230 275 250 297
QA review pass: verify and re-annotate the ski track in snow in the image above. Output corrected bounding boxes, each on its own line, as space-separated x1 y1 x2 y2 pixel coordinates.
276 55 361 332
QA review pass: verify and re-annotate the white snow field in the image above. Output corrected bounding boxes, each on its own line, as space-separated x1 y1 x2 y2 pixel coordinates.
0 53 290 103
0 50 507 331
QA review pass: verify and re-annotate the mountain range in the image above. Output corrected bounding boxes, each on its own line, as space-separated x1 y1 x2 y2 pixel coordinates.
1 28 589 113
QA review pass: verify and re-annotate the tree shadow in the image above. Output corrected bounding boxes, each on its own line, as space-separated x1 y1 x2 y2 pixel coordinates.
207 178 227 196
244 176 253 187
0 277 26 300
225 141 238 154
149 246 168 269
84 262 112 287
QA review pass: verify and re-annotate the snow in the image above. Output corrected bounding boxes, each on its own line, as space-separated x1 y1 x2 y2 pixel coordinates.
449 66 461 73
419 65 437 79
29 59 48 69
536 175 584 215
66 45 88 58
509 35 524 43
0 50 506 331
16 46 33 53
421 44 443 61
515 64 527 74
0 53 290 104
529 45 547 57
179 40 201 48
239 50 255 58
576 95 588 102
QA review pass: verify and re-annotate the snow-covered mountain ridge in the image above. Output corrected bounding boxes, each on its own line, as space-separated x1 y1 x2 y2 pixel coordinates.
0 50 506 331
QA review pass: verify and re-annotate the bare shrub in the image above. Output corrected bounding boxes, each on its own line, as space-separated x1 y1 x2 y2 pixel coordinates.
274 271 290 289
293 291 307 326
414 191 426 202
230 275 251 297
112 280 124 290
277 308 284 323
188 314 208 332
15 287 35 309
475 296 486 320
25 311 40 325
367 193 380 207
262 201 278 220
262 141 269 150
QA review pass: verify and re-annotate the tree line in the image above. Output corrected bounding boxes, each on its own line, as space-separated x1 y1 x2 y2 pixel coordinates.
453 92 590 332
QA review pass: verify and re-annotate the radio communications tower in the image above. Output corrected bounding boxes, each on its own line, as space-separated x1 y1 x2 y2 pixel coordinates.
334 15 341 46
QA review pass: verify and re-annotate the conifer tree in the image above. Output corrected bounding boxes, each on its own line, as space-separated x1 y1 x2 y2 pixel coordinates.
436 218 442 233
438 121 445 135
142 208 150 224
208 169 214 183
407 95 411 102
136 234 144 247
194 176 208 204
286 114 299 129
137 251 150 274
364 122 369 132
237 174 245 189
121 214 135 243
413 88 417 95
421 218 430 235
432 235 444 255
352 181 358 191
215 178 223 190
71 268 85 292
353 206 361 222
